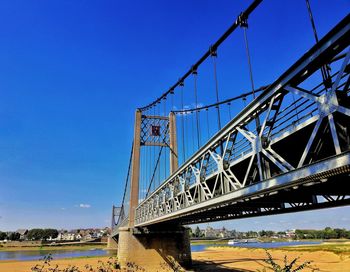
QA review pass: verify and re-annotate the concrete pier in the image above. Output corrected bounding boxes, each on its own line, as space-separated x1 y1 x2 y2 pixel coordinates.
117 225 191 270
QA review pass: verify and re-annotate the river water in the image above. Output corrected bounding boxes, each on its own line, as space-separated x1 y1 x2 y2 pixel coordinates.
0 241 321 261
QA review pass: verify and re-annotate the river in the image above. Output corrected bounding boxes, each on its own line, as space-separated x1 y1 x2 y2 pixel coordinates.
0 241 321 261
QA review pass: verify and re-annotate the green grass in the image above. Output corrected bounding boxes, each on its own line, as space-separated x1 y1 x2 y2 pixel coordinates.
191 240 228 245
280 242 350 255
193 240 350 256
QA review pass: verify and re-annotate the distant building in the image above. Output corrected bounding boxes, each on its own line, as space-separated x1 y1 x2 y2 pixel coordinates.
204 226 231 238
56 232 77 241
16 229 28 240
285 229 296 238
204 226 217 238
219 227 230 238
52 228 110 241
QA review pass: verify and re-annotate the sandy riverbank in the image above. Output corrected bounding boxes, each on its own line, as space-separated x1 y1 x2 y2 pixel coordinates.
1 245 350 271
191 246 350 271
0 256 111 272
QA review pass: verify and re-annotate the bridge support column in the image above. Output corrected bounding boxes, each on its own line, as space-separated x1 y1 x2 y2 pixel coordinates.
169 111 179 174
117 225 192 270
129 109 142 227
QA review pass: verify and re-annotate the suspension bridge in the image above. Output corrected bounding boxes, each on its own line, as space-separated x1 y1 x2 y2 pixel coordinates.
108 1 350 269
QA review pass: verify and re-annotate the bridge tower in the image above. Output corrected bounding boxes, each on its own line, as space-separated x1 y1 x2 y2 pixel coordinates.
116 109 192 270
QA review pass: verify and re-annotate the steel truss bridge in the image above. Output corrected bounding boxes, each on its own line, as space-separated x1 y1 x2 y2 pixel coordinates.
111 1 350 237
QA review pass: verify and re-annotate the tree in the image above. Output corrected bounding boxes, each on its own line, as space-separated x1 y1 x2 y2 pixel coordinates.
0 231 7 240
333 228 347 239
324 227 337 239
247 231 258 238
27 229 44 240
42 229 58 240
27 228 58 240
8 232 20 241
265 231 275 237
231 229 237 238
259 230 267 237
194 226 201 238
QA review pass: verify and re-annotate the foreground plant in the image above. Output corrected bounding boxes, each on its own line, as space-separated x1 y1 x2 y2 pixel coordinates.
30 255 146 272
257 250 318 272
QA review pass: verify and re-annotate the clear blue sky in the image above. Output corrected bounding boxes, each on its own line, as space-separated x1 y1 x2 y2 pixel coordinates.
0 0 349 231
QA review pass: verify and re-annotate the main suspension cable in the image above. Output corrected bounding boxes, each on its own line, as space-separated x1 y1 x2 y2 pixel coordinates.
172 85 267 114
138 0 263 112
118 141 133 224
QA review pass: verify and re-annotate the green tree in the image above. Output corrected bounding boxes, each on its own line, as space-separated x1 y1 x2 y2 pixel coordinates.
246 231 258 238
324 227 337 239
333 228 347 239
27 229 45 240
8 232 20 241
194 226 201 238
265 231 275 237
42 229 58 240
0 231 7 240
259 230 267 237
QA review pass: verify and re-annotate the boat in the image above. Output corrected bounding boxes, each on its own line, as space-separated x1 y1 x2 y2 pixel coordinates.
227 240 237 245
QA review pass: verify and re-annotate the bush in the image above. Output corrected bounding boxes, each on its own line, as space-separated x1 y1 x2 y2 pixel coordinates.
257 250 318 272
30 254 147 272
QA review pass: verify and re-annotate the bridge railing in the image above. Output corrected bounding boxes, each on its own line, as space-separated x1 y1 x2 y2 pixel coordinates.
134 14 350 226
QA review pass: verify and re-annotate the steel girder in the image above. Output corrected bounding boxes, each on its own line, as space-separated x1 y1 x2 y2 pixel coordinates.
134 15 350 227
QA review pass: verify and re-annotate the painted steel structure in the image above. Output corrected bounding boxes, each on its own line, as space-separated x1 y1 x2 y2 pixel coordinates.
110 6 350 240
133 14 350 227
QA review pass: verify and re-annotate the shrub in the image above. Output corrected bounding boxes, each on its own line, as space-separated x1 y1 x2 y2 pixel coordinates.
257 250 318 272
30 255 147 272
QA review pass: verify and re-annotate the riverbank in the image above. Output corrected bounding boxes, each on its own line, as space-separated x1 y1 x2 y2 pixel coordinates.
192 245 350 271
1 242 350 271
0 256 111 272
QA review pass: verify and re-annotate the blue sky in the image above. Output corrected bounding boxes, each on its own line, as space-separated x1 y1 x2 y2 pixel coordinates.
0 0 349 231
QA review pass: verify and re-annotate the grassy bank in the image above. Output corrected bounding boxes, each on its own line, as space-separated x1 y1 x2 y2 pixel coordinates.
205 241 350 256
281 241 350 255
190 239 227 245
